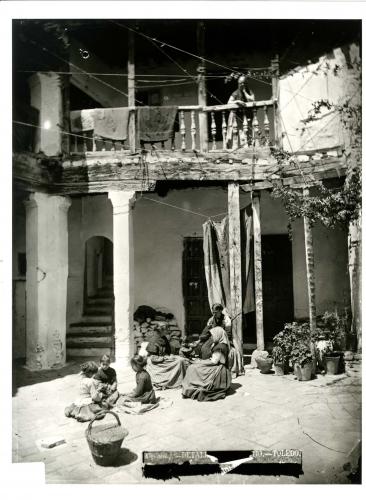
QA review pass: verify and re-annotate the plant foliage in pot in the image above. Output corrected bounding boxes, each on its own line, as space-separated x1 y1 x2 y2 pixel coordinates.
272 346 286 375
290 341 313 381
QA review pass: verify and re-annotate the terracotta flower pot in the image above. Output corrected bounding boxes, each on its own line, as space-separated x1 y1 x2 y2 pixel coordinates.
274 362 285 376
294 362 312 381
299 362 313 381
256 357 273 374
325 355 340 375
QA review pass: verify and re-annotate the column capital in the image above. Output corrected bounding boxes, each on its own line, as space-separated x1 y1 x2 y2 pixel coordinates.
108 191 136 211
24 192 71 212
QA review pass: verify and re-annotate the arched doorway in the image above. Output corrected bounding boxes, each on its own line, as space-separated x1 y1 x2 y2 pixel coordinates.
66 236 114 359
84 236 113 300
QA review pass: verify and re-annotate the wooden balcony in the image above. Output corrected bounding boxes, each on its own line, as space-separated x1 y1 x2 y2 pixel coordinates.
69 99 278 155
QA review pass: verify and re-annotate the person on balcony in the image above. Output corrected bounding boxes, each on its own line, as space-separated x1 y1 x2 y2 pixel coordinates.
145 322 190 389
226 75 255 149
181 326 232 401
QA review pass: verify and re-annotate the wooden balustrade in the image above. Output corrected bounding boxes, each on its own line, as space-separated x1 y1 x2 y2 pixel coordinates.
70 99 276 154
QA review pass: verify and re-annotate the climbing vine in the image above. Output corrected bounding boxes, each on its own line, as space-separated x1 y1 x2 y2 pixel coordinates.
271 62 361 231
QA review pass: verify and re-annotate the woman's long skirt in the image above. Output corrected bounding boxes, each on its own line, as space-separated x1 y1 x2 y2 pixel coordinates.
146 355 190 389
181 362 232 401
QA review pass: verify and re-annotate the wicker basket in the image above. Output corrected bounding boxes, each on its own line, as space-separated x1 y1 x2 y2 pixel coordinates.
85 411 129 466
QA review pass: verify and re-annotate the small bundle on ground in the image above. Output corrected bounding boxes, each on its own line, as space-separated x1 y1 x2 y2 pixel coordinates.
133 305 183 354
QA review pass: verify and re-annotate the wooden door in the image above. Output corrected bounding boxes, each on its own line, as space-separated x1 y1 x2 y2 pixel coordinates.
182 237 211 339
262 235 294 340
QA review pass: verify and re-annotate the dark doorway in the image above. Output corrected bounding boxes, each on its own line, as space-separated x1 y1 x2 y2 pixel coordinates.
182 237 211 340
262 234 294 340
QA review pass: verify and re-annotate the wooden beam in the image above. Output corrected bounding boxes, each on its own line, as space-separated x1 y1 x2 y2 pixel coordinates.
271 55 281 148
303 188 317 333
252 192 264 350
197 21 208 153
228 182 243 356
128 28 136 153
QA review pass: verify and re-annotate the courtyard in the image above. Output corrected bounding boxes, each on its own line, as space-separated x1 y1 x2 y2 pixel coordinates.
12 357 361 485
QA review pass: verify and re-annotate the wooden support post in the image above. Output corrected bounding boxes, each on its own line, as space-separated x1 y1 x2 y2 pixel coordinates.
252 192 264 350
271 54 281 148
228 182 243 356
128 28 136 153
303 188 317 333
197 21 208 153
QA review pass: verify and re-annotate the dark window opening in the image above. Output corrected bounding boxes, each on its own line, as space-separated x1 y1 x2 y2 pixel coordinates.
18 253 27 276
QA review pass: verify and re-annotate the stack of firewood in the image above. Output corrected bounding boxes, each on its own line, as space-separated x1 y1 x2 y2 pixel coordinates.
133 308 183 354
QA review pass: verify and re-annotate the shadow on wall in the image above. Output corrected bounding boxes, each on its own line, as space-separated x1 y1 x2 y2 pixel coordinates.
12 357 98 396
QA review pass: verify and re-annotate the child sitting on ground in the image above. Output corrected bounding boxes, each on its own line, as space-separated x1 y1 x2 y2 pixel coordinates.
65 361 105 422
94 354 119 408
122 355 157 404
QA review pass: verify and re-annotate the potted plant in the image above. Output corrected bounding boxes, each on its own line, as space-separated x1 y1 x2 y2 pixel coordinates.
318 311 348 374
272 346 286 376
290 341 313 381
255 351 273 374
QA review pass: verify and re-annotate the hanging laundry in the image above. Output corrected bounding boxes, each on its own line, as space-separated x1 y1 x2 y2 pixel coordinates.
138 106 178 143
70 109 95 132
93 107 130 141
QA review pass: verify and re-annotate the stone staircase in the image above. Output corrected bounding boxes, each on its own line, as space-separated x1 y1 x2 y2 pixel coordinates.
66 277 114 358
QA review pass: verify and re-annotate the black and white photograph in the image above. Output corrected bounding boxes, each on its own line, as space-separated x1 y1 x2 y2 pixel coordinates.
2 0 363 491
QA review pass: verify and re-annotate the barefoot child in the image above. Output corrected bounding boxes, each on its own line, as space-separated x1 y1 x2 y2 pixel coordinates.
65 361 104 422
94 354 119 407
123 355 157 404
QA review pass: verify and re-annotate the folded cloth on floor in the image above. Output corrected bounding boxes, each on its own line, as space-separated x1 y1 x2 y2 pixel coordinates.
138 106 178 143
70 109 95 132
119 401 159 415
94 107 130 141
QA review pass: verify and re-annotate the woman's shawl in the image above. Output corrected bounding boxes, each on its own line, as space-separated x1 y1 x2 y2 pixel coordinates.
209 327 230 366
146 332 171 356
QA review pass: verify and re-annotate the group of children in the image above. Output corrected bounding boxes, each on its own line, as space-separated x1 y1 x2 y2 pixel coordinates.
65 354 156 422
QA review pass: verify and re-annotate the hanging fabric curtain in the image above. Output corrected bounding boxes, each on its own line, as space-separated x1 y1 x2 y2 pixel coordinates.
203 206 255 317
203 217 231 315
241 205 255 314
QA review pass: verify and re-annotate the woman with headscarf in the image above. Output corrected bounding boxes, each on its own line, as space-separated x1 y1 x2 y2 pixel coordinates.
181 326 232 402
202 303 244 378
145 322 190 390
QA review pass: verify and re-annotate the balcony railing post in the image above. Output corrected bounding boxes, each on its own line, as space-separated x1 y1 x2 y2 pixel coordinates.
128 29 136 153
180 110 186 151
271 54 281 148
210 111 217 151
197 21 208 152
263 105 270 146
232 110 238 150
242 113 248 148
222 111 227 150
252 108 259 147
191 110 196 150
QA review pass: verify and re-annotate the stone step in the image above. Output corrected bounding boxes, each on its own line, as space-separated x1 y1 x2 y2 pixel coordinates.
94 289 114 298
81 314 112 323
68 324 112 334
87 297 114 306
84 307 112 316
67 347 112 358
67 337 113 347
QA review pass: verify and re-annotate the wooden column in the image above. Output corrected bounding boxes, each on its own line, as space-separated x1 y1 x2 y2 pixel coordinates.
228 182 243 355
197 21 208 153
303 188 317 333
128 28 136 153
271 54 281 148
252 192 264 350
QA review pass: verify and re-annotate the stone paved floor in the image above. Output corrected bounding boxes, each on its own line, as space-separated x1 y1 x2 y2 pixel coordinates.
12 358 361 484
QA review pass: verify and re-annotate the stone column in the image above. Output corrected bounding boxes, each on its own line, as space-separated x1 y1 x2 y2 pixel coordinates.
24 192 71 370
108 191 136 367
28 72 63 155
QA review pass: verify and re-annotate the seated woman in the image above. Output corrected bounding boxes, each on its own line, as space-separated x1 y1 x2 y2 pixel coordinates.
181 327 232 402
145 323 190 390
203 303 244 378
64 361 104 422
122 355 157 404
